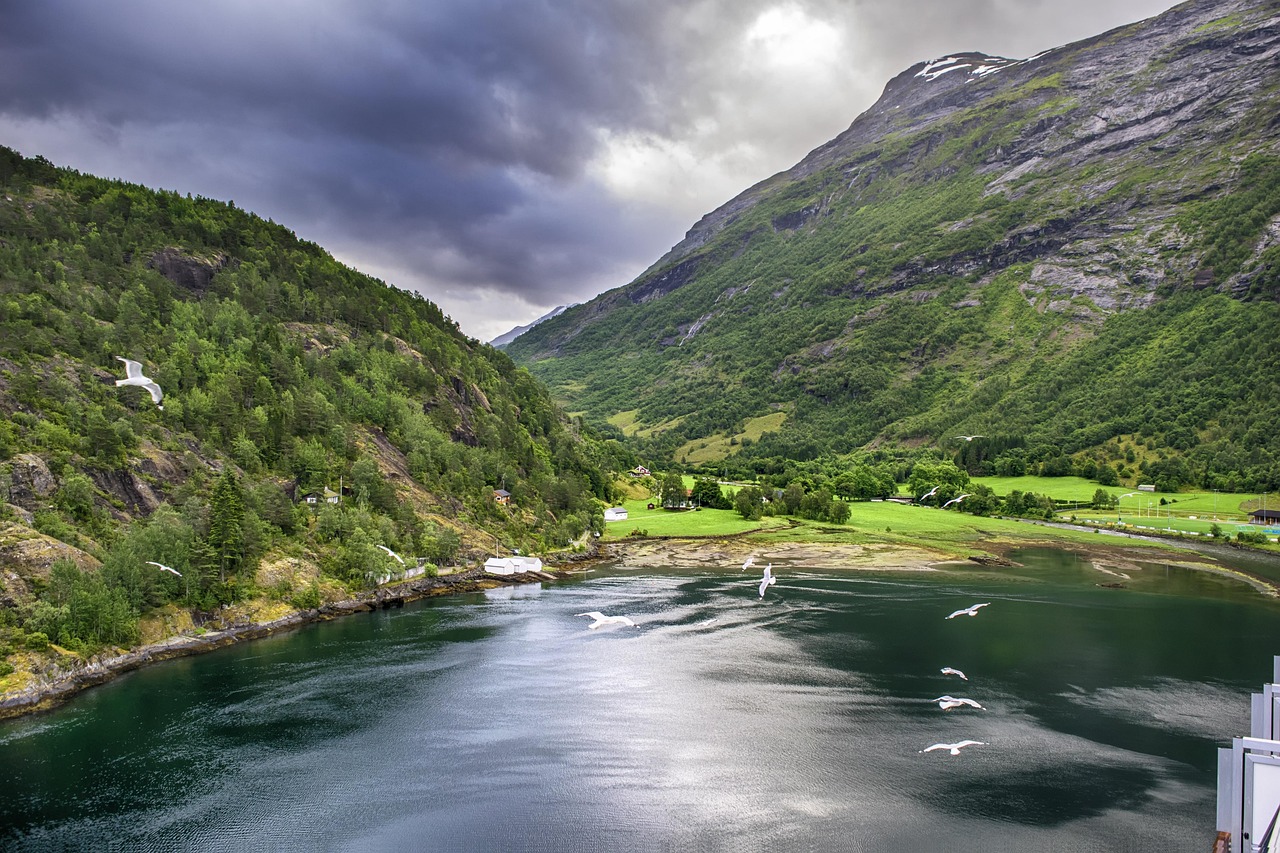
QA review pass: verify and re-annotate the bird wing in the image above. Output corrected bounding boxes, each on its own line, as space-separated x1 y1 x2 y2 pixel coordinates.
575 612 606 620
959 699 983 708
955 740 985 748
920 743 948 753
142 381 163 405
762 565 772 581
741 556 754 572
973 602 990 610
116 356 143 379
945 609 964 619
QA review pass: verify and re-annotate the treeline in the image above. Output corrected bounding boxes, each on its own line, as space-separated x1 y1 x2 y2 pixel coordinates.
0 146 626 654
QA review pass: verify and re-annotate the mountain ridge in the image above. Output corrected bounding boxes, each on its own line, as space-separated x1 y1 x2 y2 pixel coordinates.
506 0 1280 490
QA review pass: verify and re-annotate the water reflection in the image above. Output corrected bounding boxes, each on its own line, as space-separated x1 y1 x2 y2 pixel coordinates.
1 548 1277 851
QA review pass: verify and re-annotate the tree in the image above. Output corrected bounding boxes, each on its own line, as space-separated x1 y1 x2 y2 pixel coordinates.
733 486 764 520
660 472 687 508
208 470 246 581
690 476 727 509
1091 488 1117 509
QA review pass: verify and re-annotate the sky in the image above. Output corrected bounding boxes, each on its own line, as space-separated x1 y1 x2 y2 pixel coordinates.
0 0 1178 342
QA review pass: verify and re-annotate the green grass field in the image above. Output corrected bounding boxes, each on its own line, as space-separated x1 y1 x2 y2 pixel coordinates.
600 498 789 540
600 497 1225 555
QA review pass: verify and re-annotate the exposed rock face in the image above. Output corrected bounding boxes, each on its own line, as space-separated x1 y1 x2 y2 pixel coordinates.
147 247 229 295
0 521 102 608
6 454 57 509
608 0 1280 307
86 467 163 516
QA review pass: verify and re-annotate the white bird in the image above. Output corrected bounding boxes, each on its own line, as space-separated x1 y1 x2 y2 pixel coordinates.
919 486 939 501
946 602 990 619
920 740 985 756
942 493 971 509
956 435 984 441
576 611 635 629
146 560 182 577
758 563 776 598
740 555 755 573
932 695 984 710
377 545 405 565
940 667 968 680
114 357 164 409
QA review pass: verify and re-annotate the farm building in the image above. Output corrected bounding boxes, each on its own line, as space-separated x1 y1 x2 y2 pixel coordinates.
603 507 628 521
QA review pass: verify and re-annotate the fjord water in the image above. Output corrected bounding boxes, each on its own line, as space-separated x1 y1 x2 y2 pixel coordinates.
2 549 1277 852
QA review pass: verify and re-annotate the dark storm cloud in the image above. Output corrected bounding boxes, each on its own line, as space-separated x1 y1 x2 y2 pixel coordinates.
0 0 1177 338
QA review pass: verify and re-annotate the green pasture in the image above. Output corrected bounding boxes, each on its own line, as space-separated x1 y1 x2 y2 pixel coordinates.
604 498 1200 556
599 499 788 540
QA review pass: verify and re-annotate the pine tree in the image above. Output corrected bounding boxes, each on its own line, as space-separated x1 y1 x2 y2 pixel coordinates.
208 470 245 582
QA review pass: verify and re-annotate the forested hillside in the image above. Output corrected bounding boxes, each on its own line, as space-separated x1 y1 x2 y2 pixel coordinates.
507 0 1280 493
0 147 626 655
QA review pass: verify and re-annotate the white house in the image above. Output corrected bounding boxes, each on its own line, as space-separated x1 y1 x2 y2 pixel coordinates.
484 556 544 575
603 507 628 521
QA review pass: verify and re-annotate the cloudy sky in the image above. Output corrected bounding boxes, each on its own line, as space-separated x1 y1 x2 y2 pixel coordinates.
0 0 1176 342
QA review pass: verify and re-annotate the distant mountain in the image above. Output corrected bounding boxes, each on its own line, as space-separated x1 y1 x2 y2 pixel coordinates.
508 0 1280 491
490 305 573 349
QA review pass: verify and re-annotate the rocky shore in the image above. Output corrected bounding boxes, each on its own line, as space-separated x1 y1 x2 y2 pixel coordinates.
0 566 554 721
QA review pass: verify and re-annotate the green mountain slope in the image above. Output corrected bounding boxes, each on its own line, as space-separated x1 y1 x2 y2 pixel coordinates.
507 0 1280 490
0 147 627 656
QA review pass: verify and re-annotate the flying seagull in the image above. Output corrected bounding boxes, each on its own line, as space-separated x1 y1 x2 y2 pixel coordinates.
920 740 985 756
740 555 755 573
932 695 985 710
956 435 984 441
146 561 182 577
576 611 636 629
114 357 164 409
946 602 991 619
919 486 939 501
942 493 971 509
940 667 968 680
377 545 405 565
758 563 776 598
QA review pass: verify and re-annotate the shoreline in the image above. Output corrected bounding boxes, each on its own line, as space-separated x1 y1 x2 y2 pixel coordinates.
0 567 546 721
3 531 1275 722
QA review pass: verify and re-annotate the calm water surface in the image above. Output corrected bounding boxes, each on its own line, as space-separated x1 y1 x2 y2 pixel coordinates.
2 548 1278 851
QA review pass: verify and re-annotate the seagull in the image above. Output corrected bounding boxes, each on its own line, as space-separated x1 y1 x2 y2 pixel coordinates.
114 357 164 409
946 602 990 619
940 667 968 680
377 545 405 565
576 611 636 629
932 695 985 710
920 740 985 756
146 560 182 577
942 493 971 509
956 435 984 441
758 563 776 598
919 486 939 501
740 555 755 573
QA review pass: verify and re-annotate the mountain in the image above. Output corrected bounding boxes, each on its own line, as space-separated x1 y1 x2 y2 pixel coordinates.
507 0 1280 491
0 147 628 655
490 304 573 349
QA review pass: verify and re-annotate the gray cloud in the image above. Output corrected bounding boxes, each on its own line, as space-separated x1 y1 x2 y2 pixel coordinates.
0 0 1176 340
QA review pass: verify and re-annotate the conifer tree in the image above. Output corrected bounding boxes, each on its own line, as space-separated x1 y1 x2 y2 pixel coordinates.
208 470 246 582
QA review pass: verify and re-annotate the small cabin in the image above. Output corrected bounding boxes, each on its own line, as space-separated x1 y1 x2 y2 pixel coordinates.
493 488 511 505
630 465 651 477
299 487 341 506
1250 509 1280 525
603 507 628 522
484 556 543 575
